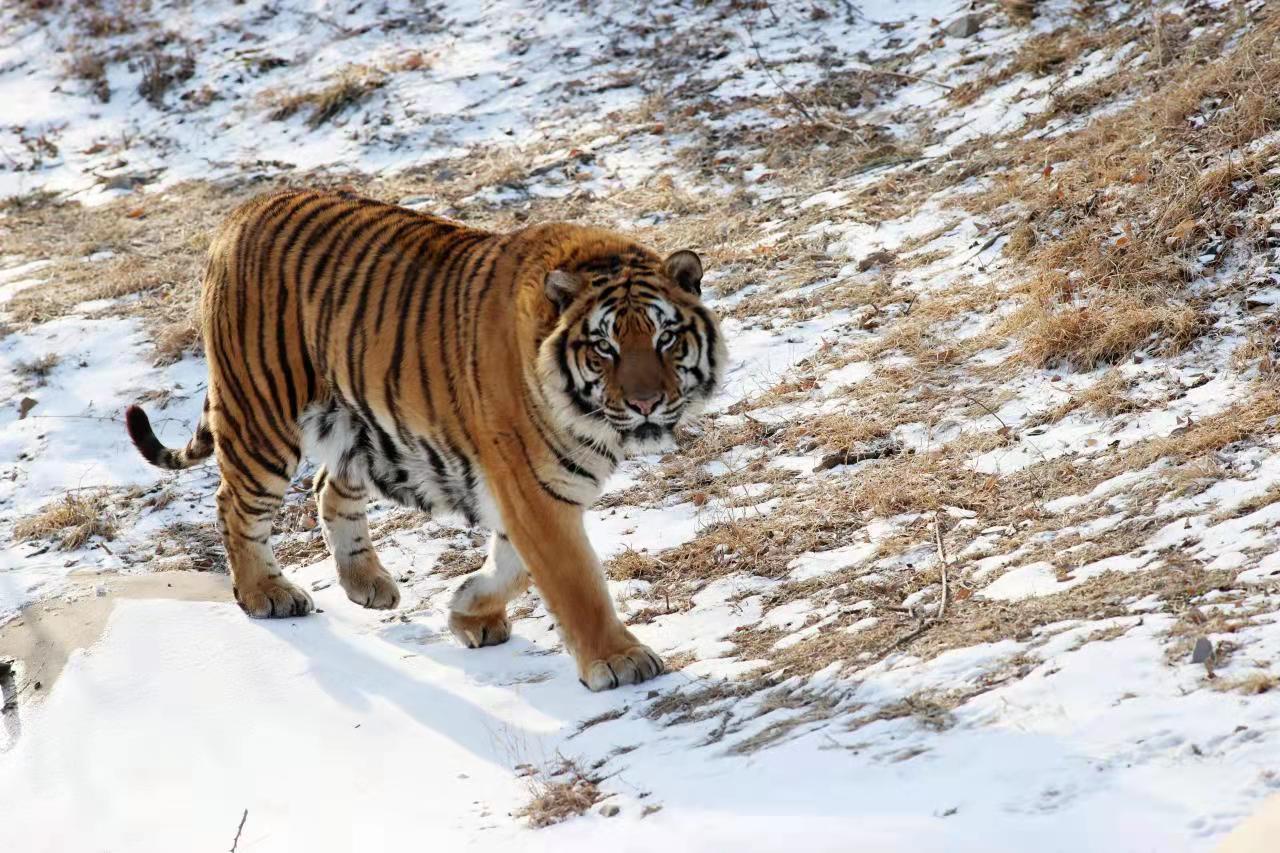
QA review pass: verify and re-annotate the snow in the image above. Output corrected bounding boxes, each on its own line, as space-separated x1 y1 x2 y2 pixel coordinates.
4 0 1280 849
788 542 879 581
9 596 1274 853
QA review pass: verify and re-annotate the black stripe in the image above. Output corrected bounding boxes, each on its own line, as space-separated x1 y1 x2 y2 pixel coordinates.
510 431 580 506
230 202 309 456
470 241 526 386
521 383 598 483
432 233 486 449
309 218 369 378
271 197 335 421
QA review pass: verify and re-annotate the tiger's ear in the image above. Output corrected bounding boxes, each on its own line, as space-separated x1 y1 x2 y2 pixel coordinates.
664 250 703 296
544 269 584 312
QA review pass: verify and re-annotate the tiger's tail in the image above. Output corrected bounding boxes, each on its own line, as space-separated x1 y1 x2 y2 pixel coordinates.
125 396 215 470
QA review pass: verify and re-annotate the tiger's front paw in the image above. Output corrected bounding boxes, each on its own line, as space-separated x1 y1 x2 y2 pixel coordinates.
580 643 665 692
448 610 512 648
235 575 314 618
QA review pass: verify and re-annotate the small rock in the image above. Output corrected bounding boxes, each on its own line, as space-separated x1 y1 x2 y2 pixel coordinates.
599 804 620 818
1191 637 1214 665
311 579 332 592
945 14 981 37
18 397 37 419
857 249 895 272
95 584 108 597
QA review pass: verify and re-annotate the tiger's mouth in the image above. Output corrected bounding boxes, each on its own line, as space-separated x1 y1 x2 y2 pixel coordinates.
631 422 664 442
619 420 675 454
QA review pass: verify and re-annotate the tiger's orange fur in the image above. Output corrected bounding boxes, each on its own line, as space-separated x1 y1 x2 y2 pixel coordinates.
125 189 725 691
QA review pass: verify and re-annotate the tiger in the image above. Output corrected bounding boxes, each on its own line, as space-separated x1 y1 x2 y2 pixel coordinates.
124 189 726 691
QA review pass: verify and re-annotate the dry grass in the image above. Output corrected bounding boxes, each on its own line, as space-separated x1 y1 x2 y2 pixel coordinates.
998 0 1038 25
266 65 386 128
1034 369 1141 425
14 353 59 386
14 490 118 551
948 25 1138 109
0 180 259 361
1121 388 1280 471
947 11 1280 368
154 521 227 572
1213 671 1278 695
747 565 1239 679
1009 287 1202 370
516 759 603 829
65 47 110 103
138 47 196 108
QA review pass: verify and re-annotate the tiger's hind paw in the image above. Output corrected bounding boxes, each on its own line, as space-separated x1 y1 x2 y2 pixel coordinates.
339 563 401 610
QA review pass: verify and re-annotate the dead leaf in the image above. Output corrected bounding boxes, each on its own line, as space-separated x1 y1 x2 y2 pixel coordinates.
1168 218 1197 242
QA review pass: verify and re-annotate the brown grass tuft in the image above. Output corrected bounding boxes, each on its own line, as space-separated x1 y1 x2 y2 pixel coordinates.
1010 289 1202 370
999 0 1037 25
65 48 110 102
14 491 118 551
266 65 386 128
1213 672 1278 695
516 759 603 828
14 353 60 386
1122 389 1280 471
1035 369 1141 425
138 48 196 108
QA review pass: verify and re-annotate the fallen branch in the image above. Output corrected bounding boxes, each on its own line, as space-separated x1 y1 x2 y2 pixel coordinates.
875 619 934 658
876 515 954 657
933 512 950 619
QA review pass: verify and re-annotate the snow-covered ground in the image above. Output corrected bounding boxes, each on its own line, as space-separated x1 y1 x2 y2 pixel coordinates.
4 0 1280 850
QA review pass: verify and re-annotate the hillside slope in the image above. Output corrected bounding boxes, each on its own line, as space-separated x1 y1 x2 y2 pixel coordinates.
3 1 1280 850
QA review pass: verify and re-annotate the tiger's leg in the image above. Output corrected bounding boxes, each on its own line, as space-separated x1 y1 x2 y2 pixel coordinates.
485 471 662 690
448 532 529 648
214 435 313 619
314 467 400 610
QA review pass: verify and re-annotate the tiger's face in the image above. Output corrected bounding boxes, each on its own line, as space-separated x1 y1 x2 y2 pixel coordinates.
540 249 726 455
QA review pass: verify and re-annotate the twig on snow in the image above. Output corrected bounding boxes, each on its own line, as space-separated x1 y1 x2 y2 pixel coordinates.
875 619 933 658
844 62 956 91
230 809 248 853
957 390 1010 434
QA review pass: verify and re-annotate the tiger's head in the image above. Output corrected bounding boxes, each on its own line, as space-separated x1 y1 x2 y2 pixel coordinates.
538 248 727 456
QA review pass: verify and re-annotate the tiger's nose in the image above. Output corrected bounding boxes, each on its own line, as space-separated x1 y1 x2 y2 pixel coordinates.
626 393 663 416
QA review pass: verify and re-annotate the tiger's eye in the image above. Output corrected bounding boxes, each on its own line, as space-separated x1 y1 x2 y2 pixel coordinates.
593 340 613 359
657 330 677 350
